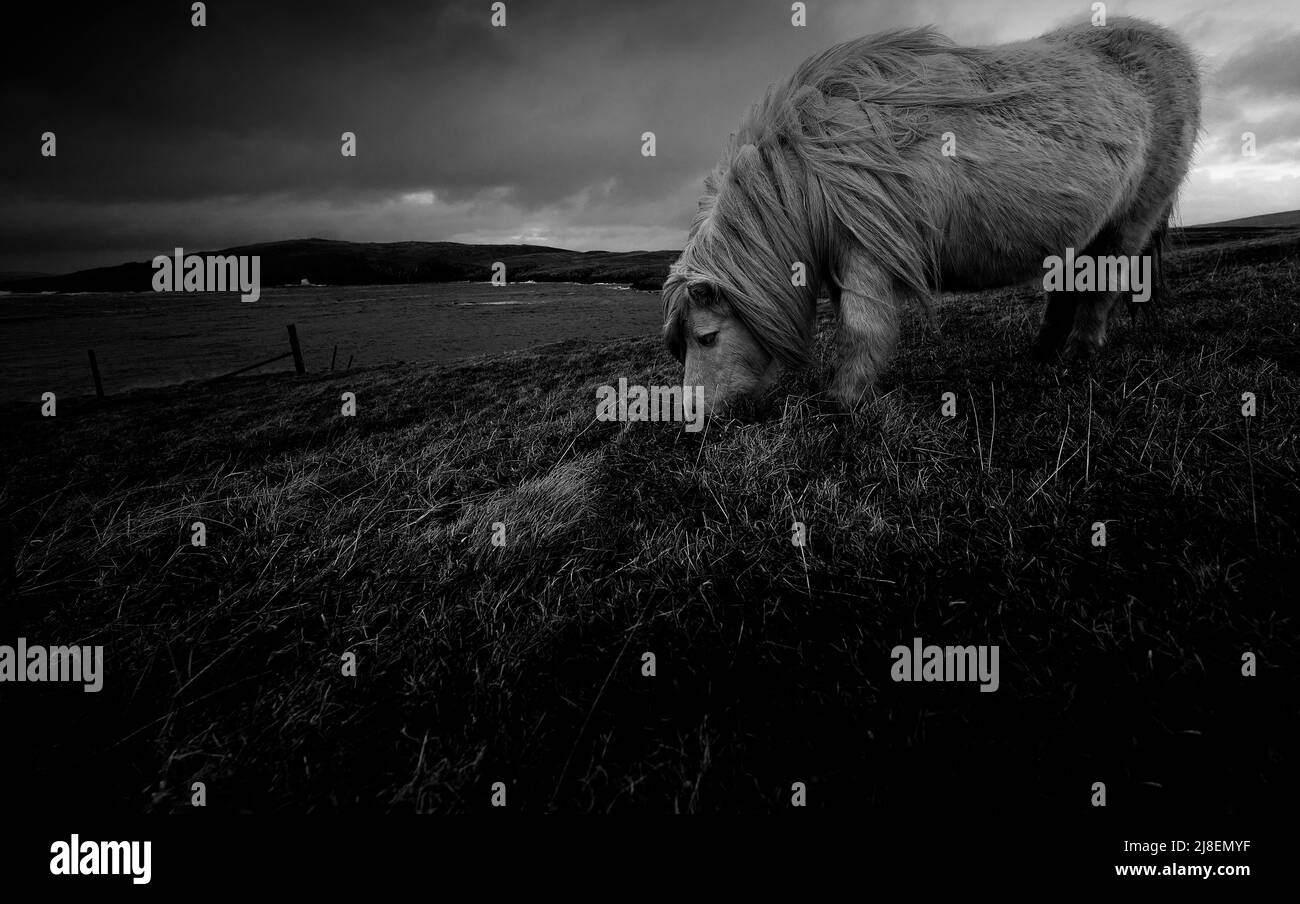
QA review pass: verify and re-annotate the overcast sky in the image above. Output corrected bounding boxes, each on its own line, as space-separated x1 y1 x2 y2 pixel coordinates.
2 0 1297 273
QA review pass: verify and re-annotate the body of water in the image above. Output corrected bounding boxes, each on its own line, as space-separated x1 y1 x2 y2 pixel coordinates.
0 282 663 402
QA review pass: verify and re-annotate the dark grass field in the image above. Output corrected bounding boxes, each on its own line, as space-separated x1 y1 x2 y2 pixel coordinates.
1 229 1297 814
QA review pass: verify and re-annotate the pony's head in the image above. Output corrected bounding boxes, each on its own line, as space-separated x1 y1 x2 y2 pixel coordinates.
662 144 825 415
662 274 782 414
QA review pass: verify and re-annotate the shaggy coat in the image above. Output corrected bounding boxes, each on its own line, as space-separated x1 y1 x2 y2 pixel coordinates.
663 18 1201 403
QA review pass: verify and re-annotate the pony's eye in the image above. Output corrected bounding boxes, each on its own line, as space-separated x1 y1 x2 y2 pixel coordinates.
696 331 719 347
688 283 714 302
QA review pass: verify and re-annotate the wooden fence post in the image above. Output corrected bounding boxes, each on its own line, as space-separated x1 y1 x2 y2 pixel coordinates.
286 324 306 374
87 350 105 399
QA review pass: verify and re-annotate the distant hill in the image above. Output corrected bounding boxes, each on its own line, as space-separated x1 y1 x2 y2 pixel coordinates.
1195 209 1300 229
1172 212 1300 250
0 238 679 294
5 212 1295 295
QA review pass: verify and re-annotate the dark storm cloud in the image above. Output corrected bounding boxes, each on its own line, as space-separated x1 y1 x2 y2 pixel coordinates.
2 0 909 207
2 0 1296 272
1200 108 1300 159
0 0 924 269
1215 30 1300 97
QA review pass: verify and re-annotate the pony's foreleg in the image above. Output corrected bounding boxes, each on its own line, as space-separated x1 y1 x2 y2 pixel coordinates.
1143 213 1169 321
1064 287 1123 360
829 253 901 408
1031 292 1078 361
1064 219 1159 360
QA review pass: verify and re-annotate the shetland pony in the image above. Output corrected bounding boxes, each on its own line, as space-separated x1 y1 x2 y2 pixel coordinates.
662 17 1200 412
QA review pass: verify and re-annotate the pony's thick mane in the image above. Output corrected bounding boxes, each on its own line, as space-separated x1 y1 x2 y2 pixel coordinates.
663 27 1039 365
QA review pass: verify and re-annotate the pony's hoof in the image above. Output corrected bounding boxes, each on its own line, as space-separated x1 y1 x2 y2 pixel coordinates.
828 373 874 411
1062 338 1101 363
828 394 861 415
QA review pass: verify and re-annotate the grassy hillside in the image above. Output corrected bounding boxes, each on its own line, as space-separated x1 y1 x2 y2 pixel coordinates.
0 231 1296 814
